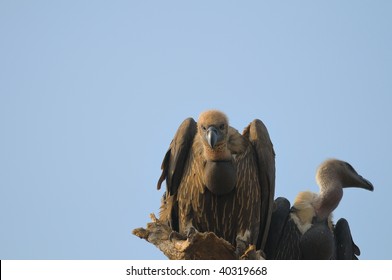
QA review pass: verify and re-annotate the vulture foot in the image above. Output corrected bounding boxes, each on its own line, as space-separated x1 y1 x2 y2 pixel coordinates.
169 226 199 242
169 231 187 241
234 230 252 258
185 226 199 241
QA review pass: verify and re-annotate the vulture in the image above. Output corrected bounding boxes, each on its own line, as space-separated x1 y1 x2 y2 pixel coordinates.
265 159 374 259
157 110 275 255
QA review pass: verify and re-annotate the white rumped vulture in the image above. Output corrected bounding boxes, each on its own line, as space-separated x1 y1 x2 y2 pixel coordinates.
157 110 275 256
265 159 374 259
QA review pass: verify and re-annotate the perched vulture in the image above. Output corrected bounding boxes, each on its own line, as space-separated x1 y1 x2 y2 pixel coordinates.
265 159 374 259
157 110 275 255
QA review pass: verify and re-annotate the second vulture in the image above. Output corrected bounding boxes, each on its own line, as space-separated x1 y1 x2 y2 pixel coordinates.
265 159 374 259
157 110 275 256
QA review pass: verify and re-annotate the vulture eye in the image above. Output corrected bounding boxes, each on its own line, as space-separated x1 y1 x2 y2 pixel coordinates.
345 162 358 174
219 124 225 130
201 126 207 131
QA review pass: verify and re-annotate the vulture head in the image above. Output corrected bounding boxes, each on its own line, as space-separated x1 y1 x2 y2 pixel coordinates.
197 110 231 161
314 159 374 221
316 159 374 193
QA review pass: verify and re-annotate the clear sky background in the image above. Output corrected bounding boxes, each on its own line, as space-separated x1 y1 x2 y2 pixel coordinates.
1 1 391 260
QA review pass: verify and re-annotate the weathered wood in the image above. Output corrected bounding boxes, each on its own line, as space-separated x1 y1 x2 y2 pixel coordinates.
132 214 264 260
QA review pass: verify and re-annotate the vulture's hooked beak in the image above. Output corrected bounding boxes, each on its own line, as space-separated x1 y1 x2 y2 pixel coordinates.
343 162 374 191
206 126 219 148
351 174 374 191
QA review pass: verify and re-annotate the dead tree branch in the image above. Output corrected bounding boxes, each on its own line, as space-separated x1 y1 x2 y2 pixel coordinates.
132 214 264 260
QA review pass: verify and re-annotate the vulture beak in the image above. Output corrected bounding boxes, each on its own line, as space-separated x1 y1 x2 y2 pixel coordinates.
206 126 219 148
353 175 374 191
344 169 374 191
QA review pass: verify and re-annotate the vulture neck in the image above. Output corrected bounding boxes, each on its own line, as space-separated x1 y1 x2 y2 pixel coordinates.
313 180 343 221
202 141 236 195
203 142 232 161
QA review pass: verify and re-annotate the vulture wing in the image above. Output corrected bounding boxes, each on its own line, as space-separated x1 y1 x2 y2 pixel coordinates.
334 218 361 260
157 117 197 231
243 119 276 250
264 197 291 259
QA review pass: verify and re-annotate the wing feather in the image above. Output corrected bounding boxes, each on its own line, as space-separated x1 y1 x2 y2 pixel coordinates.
243 119 276 250
264 197 291 259
157 118 197 230
334 218 361 259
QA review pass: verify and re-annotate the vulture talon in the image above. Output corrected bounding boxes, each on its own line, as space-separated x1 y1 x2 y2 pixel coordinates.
186 226 198 239
235 231 251 258
169 231 187 242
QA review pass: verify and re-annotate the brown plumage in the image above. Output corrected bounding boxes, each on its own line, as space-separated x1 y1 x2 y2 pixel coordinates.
157 110 275 254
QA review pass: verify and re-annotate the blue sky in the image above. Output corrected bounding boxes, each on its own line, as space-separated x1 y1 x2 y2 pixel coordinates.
0 1 391 260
